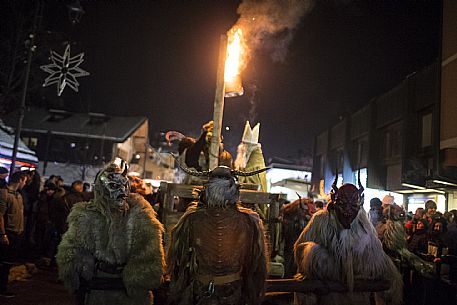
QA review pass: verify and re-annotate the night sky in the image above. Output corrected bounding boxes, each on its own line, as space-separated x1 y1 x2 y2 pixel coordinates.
33 1 442 160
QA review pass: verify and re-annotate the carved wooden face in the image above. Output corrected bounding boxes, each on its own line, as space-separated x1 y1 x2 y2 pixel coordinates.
96 162 130 210
333 184 362 229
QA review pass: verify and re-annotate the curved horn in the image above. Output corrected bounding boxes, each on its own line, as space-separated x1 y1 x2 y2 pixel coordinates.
357 167 364 194
170 153 210 177
232 167 269 177
332 166 339 193
295 192 302 201
121 159 129 177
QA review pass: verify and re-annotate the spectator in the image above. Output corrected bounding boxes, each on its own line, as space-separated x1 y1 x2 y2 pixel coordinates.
64 181 84 210
428 217 448 261
21 170 41 253
83 182 91 192
368 197 383 227
408 219 429 256
445 210 457 282
415 207 426 221
314 200 324 212
55 176 64 188
0 171 28 298
34 182 58 259
82 182 94 201
0 167 8 189
446 210 457 254
404 212 414 241
47 186 66 267
444 211 453 225
60 181 85 234
424 200 438 224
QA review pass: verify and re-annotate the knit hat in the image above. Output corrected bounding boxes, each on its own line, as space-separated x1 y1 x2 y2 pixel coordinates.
425 200 437 210
45 182 57 190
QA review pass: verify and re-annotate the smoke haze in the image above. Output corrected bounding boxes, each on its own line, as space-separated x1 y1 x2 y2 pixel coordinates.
234 0 314 62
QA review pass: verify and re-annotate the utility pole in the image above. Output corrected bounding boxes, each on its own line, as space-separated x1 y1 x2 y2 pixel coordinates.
9 1 42 177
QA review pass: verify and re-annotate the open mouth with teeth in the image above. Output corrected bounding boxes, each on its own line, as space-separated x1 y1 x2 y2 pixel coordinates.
117 193 127 200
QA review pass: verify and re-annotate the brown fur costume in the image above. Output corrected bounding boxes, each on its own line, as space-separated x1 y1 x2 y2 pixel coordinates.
376 205 434 275
294 208 403 305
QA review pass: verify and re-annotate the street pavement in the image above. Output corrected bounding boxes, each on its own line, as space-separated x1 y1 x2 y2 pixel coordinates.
0 266 292 305
1 267 73 305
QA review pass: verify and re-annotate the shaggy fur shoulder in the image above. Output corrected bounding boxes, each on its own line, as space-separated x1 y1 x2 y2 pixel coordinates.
294 210 339 280
294 209 403 305
123 194 166 294
56 201 96 293
56 194 165 305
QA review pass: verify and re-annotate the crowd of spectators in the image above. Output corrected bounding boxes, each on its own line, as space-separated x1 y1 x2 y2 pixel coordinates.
0 168 94 298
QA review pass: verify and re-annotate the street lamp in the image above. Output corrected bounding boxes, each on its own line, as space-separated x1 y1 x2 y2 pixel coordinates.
67 0 85 25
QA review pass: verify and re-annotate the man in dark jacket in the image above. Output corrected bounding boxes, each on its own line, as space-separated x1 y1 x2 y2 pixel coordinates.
64 181 85 211
0 171 28 298
0 168 8 189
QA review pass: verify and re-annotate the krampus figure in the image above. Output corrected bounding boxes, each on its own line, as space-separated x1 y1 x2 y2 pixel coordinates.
294 175 403 305
56 159 165 305
167 160 268 305
281 197 316 277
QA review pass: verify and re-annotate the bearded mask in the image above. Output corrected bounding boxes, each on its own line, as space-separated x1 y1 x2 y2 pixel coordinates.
382 204 406 222
95 158 130 211
328 180 364 229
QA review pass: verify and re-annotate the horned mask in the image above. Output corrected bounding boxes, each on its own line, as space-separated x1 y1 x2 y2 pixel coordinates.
173 154 268 207
94 158 130 212
328 171 364 229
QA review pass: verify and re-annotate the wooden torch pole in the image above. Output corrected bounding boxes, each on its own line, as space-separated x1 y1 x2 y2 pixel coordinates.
209 34 227 170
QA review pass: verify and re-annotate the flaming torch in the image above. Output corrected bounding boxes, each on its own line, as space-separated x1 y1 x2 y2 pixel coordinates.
224 28 244 97
209 28 245 169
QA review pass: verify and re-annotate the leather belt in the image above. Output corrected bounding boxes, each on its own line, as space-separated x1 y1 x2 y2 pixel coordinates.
196 271 241 285
95 261 125 274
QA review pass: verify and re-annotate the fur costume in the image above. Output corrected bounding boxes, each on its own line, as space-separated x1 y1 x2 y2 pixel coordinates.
56 160 165 305
167 165 268 305
281 198 315 277
376 205 434 275
294 208 403 305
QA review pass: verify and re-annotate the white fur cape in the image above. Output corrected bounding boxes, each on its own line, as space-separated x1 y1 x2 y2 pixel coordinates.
56 193 165 305
294 208 403 305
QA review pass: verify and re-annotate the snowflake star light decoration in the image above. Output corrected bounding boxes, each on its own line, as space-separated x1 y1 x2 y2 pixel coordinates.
40 44 90 96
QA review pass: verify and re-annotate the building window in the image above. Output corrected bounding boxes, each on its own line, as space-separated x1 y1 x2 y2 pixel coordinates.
381 122 402 162
21 137 38 149
421 113 432 148
316 155 324 178
29 137 37 148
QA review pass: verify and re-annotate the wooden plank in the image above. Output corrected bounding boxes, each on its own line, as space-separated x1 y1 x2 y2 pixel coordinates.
161 183 284 205
265 278 390 294
240 190 272 204
166 183 202 199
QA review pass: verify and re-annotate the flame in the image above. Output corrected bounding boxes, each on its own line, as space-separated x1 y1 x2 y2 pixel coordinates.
224 28 244 82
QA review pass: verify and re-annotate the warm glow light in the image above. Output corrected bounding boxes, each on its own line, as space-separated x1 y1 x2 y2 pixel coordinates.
224 28 243 82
